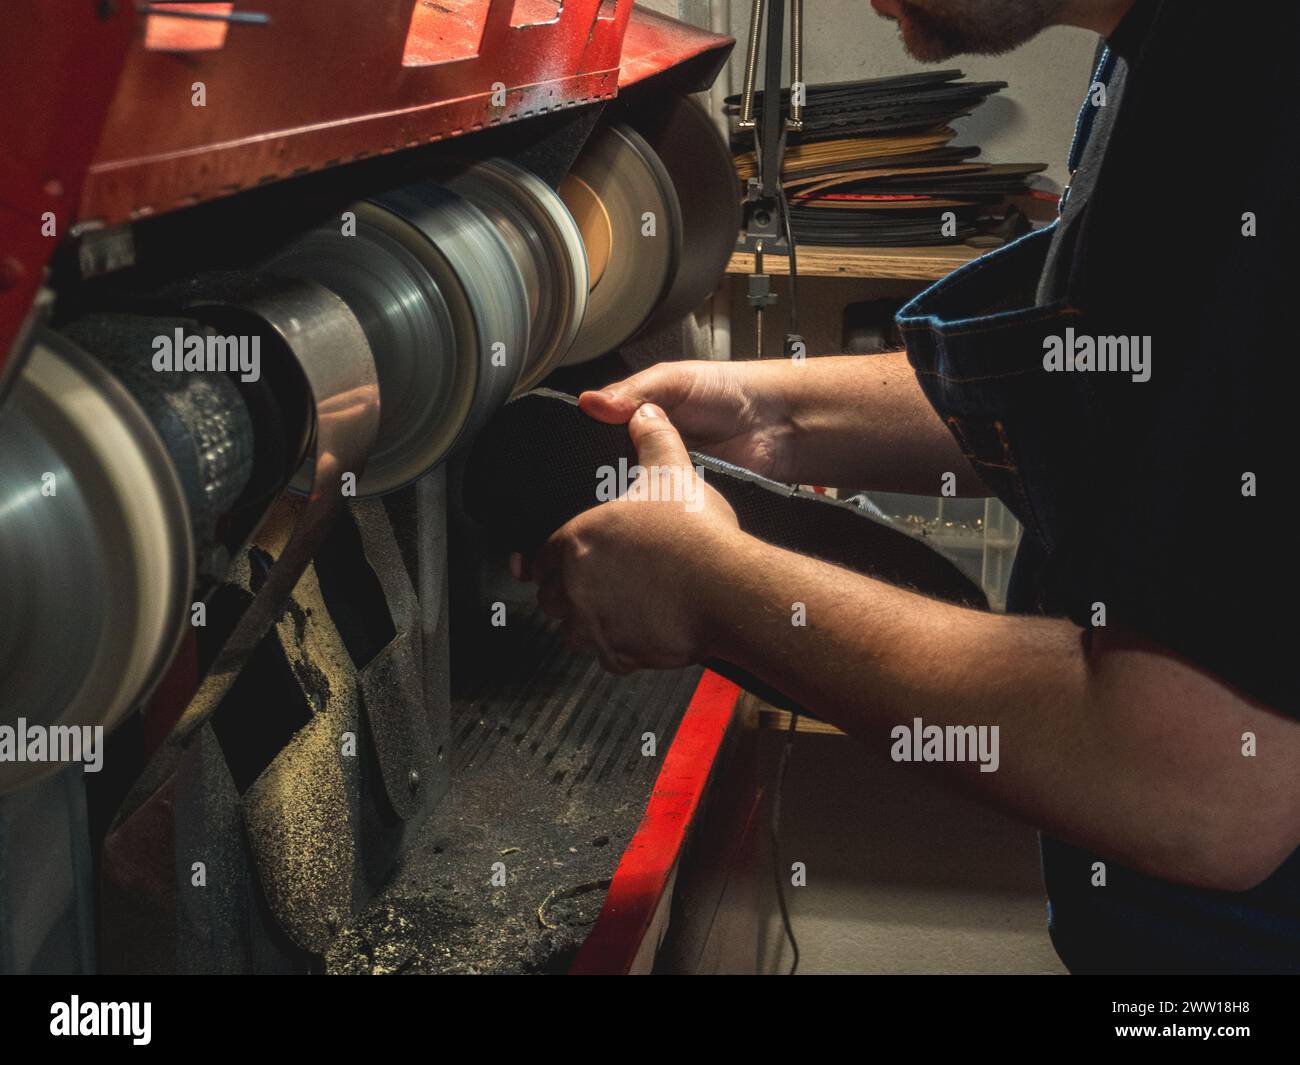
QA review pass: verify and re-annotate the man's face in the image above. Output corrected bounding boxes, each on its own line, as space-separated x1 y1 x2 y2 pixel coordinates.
870 0 1067 61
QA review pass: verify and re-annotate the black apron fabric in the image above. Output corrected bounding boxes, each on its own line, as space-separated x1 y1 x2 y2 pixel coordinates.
898 0 1300 973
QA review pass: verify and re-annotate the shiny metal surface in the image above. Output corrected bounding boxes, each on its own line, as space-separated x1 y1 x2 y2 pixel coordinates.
0 330 193 794
374 183 530 455
439 158 589 393
267 202 463 496
186 276 381 677
268 184 530 493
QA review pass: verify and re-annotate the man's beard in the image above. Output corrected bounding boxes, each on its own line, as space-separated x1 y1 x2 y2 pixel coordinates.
882 0 1068 61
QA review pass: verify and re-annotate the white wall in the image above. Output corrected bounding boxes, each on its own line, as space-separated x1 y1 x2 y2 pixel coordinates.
730 1 1099 187
638 0 1099 187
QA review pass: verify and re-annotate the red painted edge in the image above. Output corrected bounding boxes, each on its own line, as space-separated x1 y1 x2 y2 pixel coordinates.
618 7 734 90
570 669 741 975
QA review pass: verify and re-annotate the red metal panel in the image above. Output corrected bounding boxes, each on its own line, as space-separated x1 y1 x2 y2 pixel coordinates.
571 669 742 975
81 0 630 226
0 1 135 387
0 4 733 380
618 6 733 92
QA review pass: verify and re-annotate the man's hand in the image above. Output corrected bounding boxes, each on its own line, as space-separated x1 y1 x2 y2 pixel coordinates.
579 360 797 481
581 354 987 496
513 403 742 674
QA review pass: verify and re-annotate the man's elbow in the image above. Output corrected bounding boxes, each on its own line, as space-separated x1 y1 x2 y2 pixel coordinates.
1157 814 1298 893
1093 643 1300 893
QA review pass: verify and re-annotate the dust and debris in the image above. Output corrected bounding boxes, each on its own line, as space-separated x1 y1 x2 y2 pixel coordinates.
319 600 703 974
242 561 362 955
325 781 642 974
324 738 652 974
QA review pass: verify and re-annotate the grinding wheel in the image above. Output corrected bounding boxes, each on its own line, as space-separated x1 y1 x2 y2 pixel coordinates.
267 185 529 495
560 123 683 365
0 330 194 794
438 158 589 393
266 202 464 496
376 183 530 457
625 94 743 336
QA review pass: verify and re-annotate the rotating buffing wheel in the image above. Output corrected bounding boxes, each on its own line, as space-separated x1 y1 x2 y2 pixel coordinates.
267 184 529 495
376 183 530 459
559 122 684 365
0 330 194 794
266 202 464 497
625 94 742 337
438 158 589 393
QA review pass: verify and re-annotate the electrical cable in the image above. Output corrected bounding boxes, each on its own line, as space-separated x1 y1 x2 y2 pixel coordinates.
778 181 800 338
752 97 802 346
769 709 801 975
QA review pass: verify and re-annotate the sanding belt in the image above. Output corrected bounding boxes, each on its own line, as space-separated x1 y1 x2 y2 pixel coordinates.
463 389 986 715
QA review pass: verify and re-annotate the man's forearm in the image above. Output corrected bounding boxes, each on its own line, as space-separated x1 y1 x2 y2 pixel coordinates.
758 353 985 494
697 531 1299 891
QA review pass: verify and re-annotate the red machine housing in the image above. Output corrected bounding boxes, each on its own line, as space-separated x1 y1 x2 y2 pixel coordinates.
0 0 748 976
0 0 731 383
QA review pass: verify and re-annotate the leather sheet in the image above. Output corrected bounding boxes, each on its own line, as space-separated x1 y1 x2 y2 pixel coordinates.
462 390 986 712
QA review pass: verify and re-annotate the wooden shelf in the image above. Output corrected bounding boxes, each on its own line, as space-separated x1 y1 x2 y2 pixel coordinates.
736 693 847 737
757 707 847 737
727 243 981 282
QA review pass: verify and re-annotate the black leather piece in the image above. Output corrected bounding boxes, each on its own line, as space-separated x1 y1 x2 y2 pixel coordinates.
725 71 1009 145
788 205 982 246
724 70 1001 112
462 390 986 712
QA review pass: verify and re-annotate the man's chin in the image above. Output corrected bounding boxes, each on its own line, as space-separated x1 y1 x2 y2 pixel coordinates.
875 0 1063 61
872 0 960 62
898 26 961 63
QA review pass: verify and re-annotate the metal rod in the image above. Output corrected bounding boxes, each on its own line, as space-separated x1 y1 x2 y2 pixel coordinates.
137 3 269 24
759 0 786 200
738 0 766 130
789 0 804 130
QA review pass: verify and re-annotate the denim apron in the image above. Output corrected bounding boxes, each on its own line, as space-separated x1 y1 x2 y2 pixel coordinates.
894 45 1300 973
897 43 1122 605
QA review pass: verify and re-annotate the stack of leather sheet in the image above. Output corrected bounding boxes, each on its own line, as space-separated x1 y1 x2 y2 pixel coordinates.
726 71 1047 247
